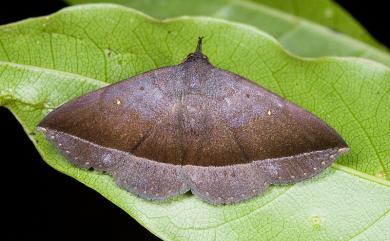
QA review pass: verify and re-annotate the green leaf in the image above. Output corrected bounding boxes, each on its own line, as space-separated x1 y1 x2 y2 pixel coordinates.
66 0 390 66
1 4 390 240
251 0 386 49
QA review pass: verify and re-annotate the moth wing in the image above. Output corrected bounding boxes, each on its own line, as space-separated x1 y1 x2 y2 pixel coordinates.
38 66 188 200
212 69 348 183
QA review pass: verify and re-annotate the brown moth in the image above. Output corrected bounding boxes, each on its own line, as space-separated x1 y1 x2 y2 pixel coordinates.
37 38 349 204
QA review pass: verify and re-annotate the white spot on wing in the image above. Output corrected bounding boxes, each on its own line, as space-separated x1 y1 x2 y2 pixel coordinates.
102 153 113 165
264 161 280 176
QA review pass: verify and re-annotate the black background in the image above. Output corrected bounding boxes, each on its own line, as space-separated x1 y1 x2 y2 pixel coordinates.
1 1 389 240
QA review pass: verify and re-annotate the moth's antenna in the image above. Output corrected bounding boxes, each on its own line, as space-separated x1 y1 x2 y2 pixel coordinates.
183 36 208 62
195 36 204 55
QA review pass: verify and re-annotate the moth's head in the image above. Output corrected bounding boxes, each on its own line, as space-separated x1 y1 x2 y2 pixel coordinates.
183 37 210 64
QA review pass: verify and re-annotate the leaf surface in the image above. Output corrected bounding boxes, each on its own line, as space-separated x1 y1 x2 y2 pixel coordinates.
1 5 390 240
67 0 390 66
251 0 386 49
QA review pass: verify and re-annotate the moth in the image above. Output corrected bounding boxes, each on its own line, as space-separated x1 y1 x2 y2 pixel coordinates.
38 38 349 204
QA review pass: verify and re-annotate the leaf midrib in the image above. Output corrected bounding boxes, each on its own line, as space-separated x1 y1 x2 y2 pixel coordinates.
0 60 108 86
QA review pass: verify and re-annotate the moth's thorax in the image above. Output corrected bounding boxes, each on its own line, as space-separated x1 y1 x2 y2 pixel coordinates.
176 55 215 96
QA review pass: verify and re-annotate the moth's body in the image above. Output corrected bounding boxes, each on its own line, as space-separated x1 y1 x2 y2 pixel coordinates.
38 38 348 204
